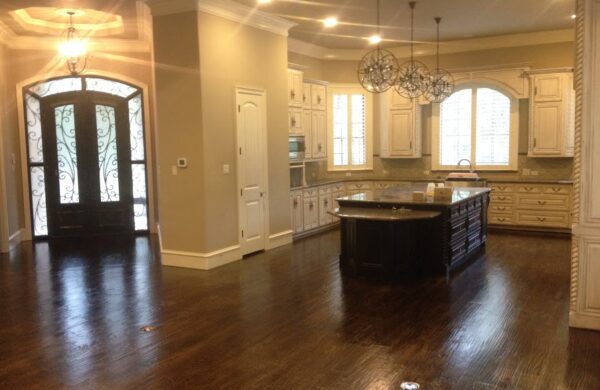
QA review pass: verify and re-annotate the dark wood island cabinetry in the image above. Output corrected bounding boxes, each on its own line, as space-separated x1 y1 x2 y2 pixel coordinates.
333 186 491 278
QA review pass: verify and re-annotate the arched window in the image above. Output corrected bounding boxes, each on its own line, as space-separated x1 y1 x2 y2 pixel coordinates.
432 85 518 171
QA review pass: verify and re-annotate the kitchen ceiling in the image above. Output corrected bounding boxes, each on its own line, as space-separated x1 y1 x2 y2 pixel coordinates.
233 0 576 49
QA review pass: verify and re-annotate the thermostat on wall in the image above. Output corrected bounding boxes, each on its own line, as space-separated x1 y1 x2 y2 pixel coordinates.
177 158 188 168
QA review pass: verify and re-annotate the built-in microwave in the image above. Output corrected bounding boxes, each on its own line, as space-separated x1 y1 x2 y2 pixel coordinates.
289 135 305 162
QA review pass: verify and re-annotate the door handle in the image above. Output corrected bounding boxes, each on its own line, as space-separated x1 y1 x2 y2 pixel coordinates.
260 192 264 197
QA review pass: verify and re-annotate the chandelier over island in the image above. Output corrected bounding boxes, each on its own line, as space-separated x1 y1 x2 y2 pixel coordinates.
356 1 454 104
357 0 400 93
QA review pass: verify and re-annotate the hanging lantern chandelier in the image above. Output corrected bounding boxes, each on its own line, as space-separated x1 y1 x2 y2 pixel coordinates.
424 17 455 103
357 0 400 93
58 11 88 76
394 1 430 99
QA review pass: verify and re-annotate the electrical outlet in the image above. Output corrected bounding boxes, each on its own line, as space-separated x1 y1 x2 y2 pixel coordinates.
345 172 352 177
222 164 230 174
423 170 430 175
171 165 178 176
531 170 539 176
522 168 531 176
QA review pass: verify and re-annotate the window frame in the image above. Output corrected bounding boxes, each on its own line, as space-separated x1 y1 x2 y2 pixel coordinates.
327 84 373 171
431 82 519 171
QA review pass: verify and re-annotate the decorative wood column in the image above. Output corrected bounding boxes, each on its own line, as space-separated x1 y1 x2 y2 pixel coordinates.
570 0 600 330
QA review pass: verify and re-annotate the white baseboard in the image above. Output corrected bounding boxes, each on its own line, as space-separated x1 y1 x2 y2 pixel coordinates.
8 229 24 252
570 311 600 331
161 245 242 270
267 229 293 249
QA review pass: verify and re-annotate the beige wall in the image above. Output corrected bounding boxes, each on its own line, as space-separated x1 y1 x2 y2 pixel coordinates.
197 12 290 251
291 41 575 183
152 11 290 254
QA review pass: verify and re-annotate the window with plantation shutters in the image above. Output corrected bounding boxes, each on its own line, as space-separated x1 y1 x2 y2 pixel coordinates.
328 85 373 171
434 85 518 171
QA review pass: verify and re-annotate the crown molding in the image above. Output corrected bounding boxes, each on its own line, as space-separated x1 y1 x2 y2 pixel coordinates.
146 0 296 37
290 28 575 61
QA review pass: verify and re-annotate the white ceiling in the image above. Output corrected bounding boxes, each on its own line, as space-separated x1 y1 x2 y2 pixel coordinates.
233 0 576 49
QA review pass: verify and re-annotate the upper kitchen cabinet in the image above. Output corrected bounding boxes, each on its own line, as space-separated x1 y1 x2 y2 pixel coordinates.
288 69 304 107
311 84 327 111
379 90 422 158
302 83 312 109
528 69 574 157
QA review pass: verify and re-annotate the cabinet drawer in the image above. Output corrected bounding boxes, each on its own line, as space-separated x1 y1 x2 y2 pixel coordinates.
516 211 570 228
319 186 332 196
516 194 570 211
331 183 346 192
516 185 542 194
490 184 514 193
303 188 317 198
543 185 571 195
488 213 515 225
346 182 372 191
489 204 513 214
490 194 513 204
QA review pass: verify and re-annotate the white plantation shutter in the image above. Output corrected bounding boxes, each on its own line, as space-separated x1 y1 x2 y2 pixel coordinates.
476 88 510 165
329 87 371 170
351 95 366 165
440 89 472 166
438 86 513 169
332 94 348 166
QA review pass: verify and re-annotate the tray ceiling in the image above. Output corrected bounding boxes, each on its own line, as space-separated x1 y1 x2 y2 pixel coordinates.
233 0 576 50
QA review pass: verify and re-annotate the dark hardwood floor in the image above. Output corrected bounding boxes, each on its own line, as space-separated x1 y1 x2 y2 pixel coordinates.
0 230 599 389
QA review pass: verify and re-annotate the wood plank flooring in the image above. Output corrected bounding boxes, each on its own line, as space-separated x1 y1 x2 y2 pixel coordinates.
0 231 599 389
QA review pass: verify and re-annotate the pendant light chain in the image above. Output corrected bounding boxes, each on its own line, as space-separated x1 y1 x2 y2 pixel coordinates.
436 17 441 71
357 0 399 93
424 16 455 103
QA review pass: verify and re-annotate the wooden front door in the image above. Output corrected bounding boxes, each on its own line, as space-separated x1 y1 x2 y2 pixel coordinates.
41 92 134 236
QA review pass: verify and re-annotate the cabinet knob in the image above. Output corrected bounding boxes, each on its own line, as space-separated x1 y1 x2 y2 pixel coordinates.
537 217 547 222
524 187 533 192
317 95 322 104
552 187 561 192
498 217 506 222
324 199 328 206
498 196 506 200
309 202 314 209
293 199 298 207
302 94 306 102
537 200 547 205
498 206 506 211
291 117 296 127
290 90 296 99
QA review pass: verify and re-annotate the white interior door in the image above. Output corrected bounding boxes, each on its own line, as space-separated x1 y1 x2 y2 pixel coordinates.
236 88 267 255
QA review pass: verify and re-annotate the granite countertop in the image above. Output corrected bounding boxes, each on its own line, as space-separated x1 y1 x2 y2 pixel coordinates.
329 207 441 221
296 177 573 190
337 185 491 207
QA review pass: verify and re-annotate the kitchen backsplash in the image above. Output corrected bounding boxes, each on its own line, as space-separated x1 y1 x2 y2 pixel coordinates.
305 155 573 184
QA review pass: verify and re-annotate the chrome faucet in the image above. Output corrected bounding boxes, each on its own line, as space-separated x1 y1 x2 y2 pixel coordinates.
456 159 474 172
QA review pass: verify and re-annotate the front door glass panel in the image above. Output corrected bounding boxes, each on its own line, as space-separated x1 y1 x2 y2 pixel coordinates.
96 104 120 202
54 104 79 204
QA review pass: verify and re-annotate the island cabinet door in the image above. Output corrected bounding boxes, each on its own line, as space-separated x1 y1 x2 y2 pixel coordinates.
303 196 319 230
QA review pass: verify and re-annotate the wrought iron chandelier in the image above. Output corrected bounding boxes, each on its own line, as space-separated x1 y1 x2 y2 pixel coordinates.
394 1 430 99
59 11 88 76
357 0 399 93
424 17 455 103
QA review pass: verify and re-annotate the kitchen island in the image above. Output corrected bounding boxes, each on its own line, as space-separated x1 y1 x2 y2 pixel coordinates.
332 186 491 278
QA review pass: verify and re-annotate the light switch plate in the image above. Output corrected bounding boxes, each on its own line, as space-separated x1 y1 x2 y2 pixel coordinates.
223 164 230 174
177 158 188 168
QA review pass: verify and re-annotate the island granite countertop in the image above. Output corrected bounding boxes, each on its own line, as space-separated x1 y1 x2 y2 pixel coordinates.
337 185 491 207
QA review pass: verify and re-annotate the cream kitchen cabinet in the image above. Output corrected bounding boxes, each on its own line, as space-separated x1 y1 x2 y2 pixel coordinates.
290 190 304 233
528 70 574 157
379 90 422 158
302 189 319 230
488 182 572 231
318 186 333 226
288 69 303 108
346 181 372 196
302 83 312 109
310 110 327 159
302 109 312 158
311 84 327 111
288 108 303 135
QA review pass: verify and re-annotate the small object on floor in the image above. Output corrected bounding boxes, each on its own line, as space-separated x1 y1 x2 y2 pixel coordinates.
400 382 420 390
141 326 158 332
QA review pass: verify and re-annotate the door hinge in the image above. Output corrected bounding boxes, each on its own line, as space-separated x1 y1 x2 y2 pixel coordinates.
238 105 241 112
240 189 243 196
239 147 242 155
241 230 244 238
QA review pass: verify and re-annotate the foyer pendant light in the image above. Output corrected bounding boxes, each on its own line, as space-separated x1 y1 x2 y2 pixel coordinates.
59 11 88 76
394 1 430 99
357 0 400 93
424 17 455 103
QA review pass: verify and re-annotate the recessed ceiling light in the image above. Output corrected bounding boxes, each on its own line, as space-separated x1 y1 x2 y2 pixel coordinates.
257 0 272 4
368 35 382 45
571 14 577 19
323 17 338 28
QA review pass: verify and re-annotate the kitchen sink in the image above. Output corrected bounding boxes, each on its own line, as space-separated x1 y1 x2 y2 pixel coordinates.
444 172 488 188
